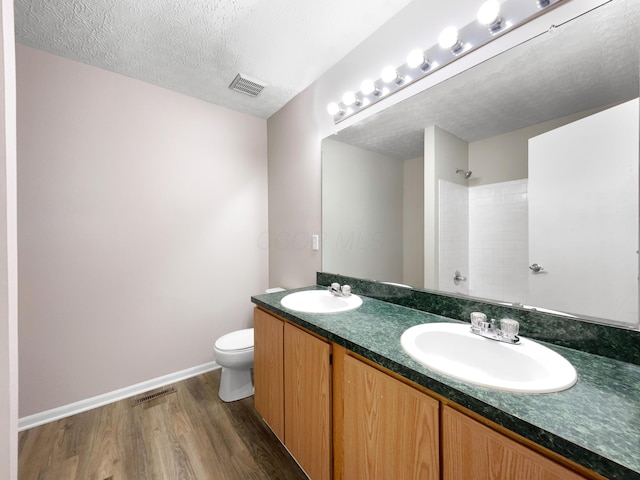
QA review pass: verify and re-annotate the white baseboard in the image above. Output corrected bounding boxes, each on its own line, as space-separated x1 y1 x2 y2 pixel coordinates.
18 361 220 431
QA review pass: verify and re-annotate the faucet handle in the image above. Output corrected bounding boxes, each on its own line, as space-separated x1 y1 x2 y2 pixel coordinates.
341 285 352 296
500 318 520 339
470 312 487 332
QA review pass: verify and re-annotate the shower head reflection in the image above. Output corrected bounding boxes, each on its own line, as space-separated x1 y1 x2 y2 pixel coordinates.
456 168 472 179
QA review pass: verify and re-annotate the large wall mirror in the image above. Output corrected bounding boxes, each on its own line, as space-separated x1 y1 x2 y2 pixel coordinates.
322 0 640 329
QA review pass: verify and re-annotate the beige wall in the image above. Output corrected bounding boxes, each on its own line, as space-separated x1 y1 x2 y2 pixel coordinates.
267 86 325 288
17 45 268 417
403 156 423 287
322 139 403 283
469 107 607 186
0 0 17 477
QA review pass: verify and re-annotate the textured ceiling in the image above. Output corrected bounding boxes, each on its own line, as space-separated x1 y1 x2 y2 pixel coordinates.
334 0 640 160
14 0 412 118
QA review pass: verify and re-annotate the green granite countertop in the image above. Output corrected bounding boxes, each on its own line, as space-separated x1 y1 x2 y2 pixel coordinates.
252 287 640 480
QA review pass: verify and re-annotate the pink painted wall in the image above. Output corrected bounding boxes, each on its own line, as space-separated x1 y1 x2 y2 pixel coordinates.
0 0 18 477
17 45 268 417
267 87 323 288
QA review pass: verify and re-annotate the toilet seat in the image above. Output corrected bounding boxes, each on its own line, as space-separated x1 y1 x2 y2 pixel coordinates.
215 328 254 352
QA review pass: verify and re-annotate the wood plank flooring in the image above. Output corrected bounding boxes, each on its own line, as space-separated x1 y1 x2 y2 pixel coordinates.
18 370 308 480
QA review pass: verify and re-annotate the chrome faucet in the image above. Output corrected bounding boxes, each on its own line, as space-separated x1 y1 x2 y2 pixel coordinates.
470 312 520 344
328 282 352 297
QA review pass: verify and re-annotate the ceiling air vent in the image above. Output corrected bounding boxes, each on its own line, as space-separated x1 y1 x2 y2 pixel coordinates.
229 73 266 97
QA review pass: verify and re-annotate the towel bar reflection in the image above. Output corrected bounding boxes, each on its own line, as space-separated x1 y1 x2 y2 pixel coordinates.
453 271 467 285
529 263 544 273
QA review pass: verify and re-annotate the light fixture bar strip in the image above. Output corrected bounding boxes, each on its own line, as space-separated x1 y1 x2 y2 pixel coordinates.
329 0 565 124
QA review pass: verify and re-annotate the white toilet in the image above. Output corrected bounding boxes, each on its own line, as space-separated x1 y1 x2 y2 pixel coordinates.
214 328 254 402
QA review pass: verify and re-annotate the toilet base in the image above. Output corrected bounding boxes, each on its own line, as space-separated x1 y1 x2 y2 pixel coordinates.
218 366 254 402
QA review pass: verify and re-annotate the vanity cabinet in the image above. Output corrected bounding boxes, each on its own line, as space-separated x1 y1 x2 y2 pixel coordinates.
253 308 332 480
336 352 440 480
442 406 588 480
255 306 598 480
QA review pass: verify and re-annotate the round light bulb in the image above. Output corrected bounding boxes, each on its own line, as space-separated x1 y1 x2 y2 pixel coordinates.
438 26 460 49
342 91 357 106
477 0 502 29
327 102 341 116
381 65 399 84
360 78 377 95
406 49 425 69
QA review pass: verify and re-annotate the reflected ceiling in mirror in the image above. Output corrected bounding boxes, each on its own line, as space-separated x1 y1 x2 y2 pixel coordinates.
321 0 640 329
333 0 639 161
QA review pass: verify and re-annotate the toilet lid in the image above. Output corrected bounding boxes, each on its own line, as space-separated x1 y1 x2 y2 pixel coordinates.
215 328 254 351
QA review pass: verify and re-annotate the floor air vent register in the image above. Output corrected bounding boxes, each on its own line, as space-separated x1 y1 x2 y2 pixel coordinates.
130 387 177 406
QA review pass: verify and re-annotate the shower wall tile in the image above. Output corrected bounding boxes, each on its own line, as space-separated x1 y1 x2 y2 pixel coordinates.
469 179 528 303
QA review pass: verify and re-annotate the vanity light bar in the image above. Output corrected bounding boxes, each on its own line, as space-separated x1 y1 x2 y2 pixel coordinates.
328 0 564 123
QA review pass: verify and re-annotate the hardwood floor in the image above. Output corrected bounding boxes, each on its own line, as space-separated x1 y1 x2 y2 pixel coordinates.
18 370 308 480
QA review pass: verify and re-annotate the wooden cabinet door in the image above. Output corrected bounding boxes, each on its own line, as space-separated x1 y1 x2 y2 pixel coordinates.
253 308 284 441
284 322 332 480
341 355 440 480
442 406 586 480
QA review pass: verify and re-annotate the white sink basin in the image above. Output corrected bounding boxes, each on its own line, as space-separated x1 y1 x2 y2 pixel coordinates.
400 323 577 393
280 290 363 313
